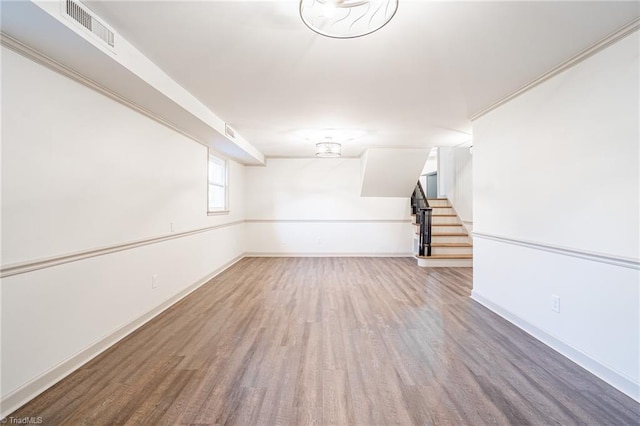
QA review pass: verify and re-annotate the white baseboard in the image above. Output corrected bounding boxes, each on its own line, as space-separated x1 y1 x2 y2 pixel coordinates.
471 290 640 402
0 255 245 418
245 252 414 257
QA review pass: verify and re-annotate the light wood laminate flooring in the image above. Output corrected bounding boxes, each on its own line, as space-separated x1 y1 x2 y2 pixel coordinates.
11 257 640 425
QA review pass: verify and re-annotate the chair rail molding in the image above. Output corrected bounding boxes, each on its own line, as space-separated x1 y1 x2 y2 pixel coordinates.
0 221 245 278
473 232 640 270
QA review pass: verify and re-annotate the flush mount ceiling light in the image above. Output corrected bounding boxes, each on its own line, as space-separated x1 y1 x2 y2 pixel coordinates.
316 140 342 158
293 128 365 157
299 0 399 39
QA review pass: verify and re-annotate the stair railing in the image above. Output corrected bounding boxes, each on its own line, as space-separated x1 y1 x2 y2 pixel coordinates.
412 181 432 257
411 181 429 214
419 207 433 257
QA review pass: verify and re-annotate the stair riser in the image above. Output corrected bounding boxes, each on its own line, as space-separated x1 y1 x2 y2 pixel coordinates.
416 257 473 267
431 216 460 225
430 207 455 215
427 199 451 207
431 225 465 233
430 246 473 256
431 235 470 244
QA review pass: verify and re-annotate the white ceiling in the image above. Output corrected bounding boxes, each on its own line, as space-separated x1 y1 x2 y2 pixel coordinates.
83 1 639 158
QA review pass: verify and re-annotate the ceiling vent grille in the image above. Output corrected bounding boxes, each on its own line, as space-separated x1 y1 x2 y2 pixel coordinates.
225 124 235 139
64 0 114 48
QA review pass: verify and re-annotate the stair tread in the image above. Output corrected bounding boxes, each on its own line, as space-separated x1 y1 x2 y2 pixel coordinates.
417 254 473 259
430 243 473 247
432 214 457 217
413 223 463 226
412 214 457 217
417 232 469 236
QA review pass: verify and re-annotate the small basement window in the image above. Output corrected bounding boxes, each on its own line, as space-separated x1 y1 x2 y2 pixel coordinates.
208 152 228 213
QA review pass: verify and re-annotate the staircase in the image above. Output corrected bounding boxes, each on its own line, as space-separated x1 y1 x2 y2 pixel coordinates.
413 197 473 267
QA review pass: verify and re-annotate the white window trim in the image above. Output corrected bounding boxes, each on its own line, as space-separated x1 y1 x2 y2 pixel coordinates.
207 150 229 215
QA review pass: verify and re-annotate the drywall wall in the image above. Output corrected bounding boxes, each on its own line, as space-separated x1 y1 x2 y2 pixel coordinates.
472 32 639 400
452 147 473 224
421 148 438 176
245 158 413 255
420 148 438 197
0 46 246 415
433 146 472 229
437 147 455 199
360 148 430 197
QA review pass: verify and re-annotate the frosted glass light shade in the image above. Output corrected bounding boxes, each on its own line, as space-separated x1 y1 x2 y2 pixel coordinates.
316 142 342 157
299 0 399 39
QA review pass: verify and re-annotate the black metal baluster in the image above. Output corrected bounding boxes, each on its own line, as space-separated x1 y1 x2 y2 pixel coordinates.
419 208 426 256
425 207 432 257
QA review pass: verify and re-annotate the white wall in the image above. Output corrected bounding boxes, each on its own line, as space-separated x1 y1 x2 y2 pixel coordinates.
472 33 639 400
0 46 246 414
434 146 472 230
421 148 438 176
245 158 413 255
452 147 473 225
437 146 455 199
360 148 430 197
420 148 438 196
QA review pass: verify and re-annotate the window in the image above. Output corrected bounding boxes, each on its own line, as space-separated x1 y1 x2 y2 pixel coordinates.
208 153 228 213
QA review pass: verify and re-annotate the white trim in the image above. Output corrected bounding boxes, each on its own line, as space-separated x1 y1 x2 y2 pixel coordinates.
473 232 639 270
0 221 245 278
0 255 245 419
471 291 640 402
245 219 411 224
0 219 411 277
246 252 413 258
470 18 640 121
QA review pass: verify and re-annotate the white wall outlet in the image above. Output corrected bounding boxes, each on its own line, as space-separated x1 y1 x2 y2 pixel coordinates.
151 274 158 289
551 294 560 313
170 222 174 233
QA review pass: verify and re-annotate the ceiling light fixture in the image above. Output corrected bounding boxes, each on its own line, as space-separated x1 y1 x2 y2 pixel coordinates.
299 0 399 39
316 141 342 158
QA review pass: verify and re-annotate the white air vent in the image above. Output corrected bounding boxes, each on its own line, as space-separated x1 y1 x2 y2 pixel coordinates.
64 0 114 48
225 124 235 139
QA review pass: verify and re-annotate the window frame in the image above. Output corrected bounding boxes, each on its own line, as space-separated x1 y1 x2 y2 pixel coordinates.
207 150 229 215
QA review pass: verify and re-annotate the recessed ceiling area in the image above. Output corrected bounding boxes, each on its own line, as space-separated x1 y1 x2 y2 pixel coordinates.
25 1 640 157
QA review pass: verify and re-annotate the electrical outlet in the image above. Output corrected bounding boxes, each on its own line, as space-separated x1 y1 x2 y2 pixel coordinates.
151 274 158 289
170 222 174 233
551 295 560 313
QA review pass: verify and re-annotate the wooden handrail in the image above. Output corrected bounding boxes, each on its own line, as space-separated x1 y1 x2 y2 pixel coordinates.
416 180 429 207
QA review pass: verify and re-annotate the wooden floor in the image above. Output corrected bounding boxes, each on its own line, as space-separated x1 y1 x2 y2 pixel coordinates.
11 257 640 425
